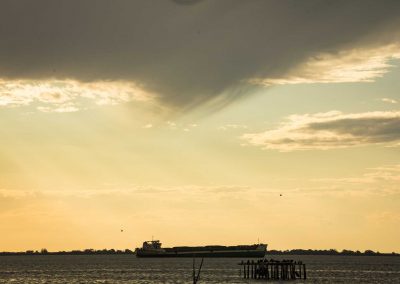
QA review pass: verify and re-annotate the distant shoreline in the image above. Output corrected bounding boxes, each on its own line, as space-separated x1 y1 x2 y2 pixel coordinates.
0 249 398 257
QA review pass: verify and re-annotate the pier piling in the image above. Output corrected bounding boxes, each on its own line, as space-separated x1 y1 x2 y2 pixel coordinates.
239 259 307 281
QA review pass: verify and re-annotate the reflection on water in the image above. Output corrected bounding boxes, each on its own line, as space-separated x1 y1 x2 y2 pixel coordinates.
0 255 399 283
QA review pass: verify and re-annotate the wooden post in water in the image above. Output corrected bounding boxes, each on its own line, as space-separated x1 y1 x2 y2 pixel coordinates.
298 263 302 278
270 263 272 279
303 263 307 279
270 263 273 279
284 263 288 280
277 262 280 279
291 263 295 279
195 258 203 283
192 258 196 283
192 257 204 284
272 263 275 279
284 263 287 279
283 263 286 280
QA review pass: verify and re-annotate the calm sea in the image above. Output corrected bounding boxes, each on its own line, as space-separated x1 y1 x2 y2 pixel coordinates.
0 255 399 283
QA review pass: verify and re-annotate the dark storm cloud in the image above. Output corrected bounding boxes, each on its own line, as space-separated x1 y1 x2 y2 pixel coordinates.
242 111 400 151
308 117 400 143
0 0 400 107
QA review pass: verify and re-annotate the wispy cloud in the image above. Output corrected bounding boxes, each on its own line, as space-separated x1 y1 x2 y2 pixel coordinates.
218 124 248 131
36 105 80 113
251 44 400 86
142 124 153 129
312 164 400 184
309 164 400 196
0 185 250 200
242 111 400 151
0 79 153 112
165 121 198 132
381 98 398 104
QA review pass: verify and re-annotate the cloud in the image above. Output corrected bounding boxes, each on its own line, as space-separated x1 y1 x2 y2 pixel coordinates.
143 124 153 129
381 98 398 104
0 185 249 199
313 164 400 184
165 121 197 131
166 121 177 130
358 164 400 183
242 111 400 151
218 124 248 131
0 1 400 108
0 79 153 112
309 164 400 196
251 44 400 86
37 105 80 113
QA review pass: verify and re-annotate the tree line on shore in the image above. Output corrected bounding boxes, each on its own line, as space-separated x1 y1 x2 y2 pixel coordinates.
268 249 399 256
0 248 134 256
0 248 398 256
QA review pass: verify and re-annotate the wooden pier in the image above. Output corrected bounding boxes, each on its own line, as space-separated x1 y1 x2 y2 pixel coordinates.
239 259 306 281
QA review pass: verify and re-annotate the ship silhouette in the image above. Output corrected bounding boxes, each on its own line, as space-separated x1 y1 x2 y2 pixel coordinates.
135 240 267 258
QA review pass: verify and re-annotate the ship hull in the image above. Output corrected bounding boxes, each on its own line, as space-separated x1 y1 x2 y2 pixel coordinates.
136 246 266 258
136 251 265 258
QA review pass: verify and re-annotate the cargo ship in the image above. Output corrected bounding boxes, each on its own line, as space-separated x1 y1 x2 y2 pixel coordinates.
135 240 267 258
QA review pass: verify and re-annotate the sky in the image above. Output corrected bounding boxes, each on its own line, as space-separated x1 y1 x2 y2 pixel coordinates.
1 0 400 252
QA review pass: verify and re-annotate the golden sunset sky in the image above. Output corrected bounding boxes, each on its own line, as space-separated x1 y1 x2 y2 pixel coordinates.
1 0 400 252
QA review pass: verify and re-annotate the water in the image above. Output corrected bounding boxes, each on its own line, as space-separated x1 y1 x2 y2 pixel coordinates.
0 255 399 283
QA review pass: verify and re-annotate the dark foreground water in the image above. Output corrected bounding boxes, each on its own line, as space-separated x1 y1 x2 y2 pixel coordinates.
0 255 399 283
